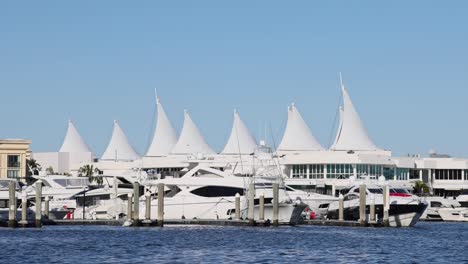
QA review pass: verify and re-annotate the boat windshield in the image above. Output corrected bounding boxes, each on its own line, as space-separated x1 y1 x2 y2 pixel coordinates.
391 188 410 194
54 178 90 188
368 188 383 194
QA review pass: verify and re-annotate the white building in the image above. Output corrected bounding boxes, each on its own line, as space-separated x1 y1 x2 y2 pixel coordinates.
32 81 468 197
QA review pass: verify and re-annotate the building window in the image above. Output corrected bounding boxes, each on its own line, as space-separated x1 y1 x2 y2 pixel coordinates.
434 169 462 180
7 169 20 179
409 169 420 180
327 164 353 179
292 165 308 179
309 164 324 179
396 168 409 181
383 167 394 180
465 170 468 181
7 155 20 168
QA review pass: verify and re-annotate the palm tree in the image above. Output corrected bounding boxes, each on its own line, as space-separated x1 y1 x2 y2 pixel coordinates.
78 164 103 185
26 159 42 176
413 180 430 195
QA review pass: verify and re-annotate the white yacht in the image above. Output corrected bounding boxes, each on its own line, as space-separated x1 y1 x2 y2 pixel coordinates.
25 175 91 219
436 190 468 222
438 207 468 222
326 185 427 227
420 196 461 220
285 186 338 217
140 165 306 224
456 190 468 207
71 176 137 220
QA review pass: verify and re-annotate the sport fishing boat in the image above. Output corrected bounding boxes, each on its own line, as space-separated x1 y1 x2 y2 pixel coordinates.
326 185 427 227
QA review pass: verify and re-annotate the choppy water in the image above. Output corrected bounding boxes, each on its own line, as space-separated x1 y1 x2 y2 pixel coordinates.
0 222 466 263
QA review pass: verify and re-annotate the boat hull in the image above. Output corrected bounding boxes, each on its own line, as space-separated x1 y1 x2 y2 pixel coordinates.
327 203 427 227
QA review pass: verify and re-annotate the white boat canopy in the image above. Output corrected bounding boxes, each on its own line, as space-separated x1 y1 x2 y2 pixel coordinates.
59 120 92 153
331 84 381 151
171 110 215 155
146 97 178 157
221 110 257 155
277 103 324 151
101 120 140 161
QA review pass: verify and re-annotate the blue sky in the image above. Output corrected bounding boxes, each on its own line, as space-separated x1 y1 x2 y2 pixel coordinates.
1 1 467 157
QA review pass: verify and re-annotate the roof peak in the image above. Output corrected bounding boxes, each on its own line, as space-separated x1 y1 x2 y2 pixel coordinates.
171 111 215 155
59 120 92 153
101 121 140 161
277 103 324 151
146 97 178 157
222 110 257 155
331 83 381 151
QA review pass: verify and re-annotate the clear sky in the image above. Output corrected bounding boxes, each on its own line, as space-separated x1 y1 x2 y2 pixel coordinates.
1 1 467 157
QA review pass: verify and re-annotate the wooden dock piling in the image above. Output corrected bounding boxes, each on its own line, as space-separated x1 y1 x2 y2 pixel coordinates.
370 194 375 223
272 183 279 227
127 193 133 220
157 183 164 227
133 182 140 225
359 184 366 226
35 181 42 228
383 185 390 227
8 181 17 228
19 190 28 226
44 196 50 220
248 182 255 225
144 191 151 223
259 192 265 221
338 193 344 221
235 193 240 220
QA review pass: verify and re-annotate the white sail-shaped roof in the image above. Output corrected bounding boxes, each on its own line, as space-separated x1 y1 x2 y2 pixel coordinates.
277 103 324 151
171 111 215 155
331 86 381 151
146 98 178 157
59 120 92 153
331 106 344 148
101 120 140 161
221 110 257 155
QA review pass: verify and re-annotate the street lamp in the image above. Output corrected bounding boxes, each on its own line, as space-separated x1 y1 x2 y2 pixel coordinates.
83 186 89 220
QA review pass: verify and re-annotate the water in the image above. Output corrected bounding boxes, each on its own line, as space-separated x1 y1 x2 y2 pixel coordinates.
1 222 466 263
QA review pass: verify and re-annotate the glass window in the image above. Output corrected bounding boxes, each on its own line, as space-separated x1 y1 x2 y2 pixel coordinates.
191 186 245 197
327 164 353 179
7 170 20 179
7 155 20 168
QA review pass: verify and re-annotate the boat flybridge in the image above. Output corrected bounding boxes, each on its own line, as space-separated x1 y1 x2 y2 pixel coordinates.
326 184 427 227
140 163 306 225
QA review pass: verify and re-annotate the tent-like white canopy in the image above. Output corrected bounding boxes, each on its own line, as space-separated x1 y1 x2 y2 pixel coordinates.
221 110 257 155
59 120 92 153
101 120 140 161
171 111 215 155
277 103 324 151
146 97 178 157
331 85 381 151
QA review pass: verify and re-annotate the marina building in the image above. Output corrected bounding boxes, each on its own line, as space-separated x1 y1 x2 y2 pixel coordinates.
0 139 32 181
